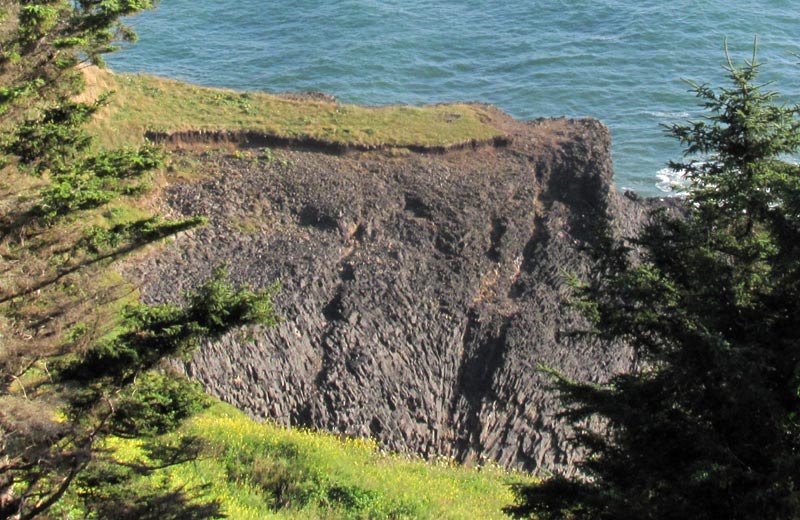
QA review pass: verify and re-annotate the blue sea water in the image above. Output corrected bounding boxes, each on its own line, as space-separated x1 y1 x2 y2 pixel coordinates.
108 1 800 195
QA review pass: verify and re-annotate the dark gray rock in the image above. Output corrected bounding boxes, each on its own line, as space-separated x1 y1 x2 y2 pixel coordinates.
128 115 650 474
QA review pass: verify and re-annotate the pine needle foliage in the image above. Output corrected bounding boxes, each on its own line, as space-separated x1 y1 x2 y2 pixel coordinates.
506 43 800 520
0 2 280 518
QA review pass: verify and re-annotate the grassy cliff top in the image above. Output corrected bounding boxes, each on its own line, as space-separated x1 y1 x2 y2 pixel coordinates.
82 67 506 150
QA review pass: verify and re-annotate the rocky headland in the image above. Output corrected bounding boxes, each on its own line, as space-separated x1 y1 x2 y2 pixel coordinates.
128 109 651 473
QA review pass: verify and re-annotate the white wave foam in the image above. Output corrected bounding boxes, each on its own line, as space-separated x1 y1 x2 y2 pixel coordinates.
645 111 690 119
655 166 690 196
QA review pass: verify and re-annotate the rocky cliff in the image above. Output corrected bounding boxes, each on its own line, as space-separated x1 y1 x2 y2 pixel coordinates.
129 111 648 473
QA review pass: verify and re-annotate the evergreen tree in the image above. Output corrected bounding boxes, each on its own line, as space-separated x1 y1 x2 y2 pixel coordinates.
0 2 279 518
506 44 800 520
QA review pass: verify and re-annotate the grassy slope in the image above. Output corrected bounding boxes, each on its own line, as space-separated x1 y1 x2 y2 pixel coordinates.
99 403 530 519
82 67 505 150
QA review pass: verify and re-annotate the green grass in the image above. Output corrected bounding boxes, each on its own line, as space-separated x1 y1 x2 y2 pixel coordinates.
99 402 530 519
82 67 505 150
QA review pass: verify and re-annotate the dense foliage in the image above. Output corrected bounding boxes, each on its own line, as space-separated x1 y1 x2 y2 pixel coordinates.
506 45 800 519
0 2 278 518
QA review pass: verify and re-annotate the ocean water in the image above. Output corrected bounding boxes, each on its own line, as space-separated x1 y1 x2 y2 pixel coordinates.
108 1 799 195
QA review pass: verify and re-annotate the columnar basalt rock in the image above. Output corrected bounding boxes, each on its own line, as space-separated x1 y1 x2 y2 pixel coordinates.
129 113 649 473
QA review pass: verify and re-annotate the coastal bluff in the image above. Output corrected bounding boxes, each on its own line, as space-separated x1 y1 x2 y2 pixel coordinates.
128 111 648 473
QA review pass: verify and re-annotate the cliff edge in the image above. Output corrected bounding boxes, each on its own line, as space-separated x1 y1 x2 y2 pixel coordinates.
129 111 647 472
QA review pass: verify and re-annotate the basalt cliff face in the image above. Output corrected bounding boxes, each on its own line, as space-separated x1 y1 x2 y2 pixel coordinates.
129 112 648 473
